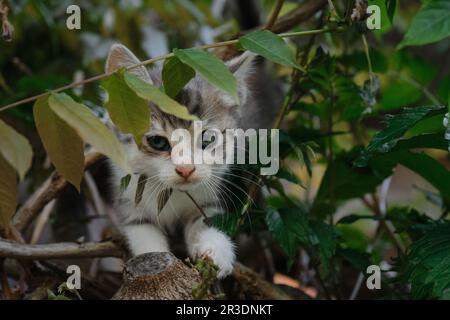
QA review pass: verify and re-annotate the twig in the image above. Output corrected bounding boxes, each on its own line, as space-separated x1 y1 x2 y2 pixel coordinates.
30 200 55 244
361 195 405 254
362 34 373 75
265 0 285 31
0 239 122 259
348 272 364 300
84 172 106 217
185 191 209 222
270 0 328 34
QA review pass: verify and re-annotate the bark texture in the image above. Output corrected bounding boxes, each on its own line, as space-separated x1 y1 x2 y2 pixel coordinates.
113 252 202 300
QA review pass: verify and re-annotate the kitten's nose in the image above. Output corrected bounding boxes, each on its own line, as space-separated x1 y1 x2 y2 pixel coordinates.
175 165 196 180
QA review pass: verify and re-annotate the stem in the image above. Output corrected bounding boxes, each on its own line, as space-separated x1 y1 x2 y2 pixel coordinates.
361 195 405 255
0 28 341 113
361 34 373 75
185 191 209 222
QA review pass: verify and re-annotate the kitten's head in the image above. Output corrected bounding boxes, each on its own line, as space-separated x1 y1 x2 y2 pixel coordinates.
105 44 255 191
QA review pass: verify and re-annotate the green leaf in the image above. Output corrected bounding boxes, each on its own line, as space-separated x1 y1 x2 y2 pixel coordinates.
385 0 397 23
208 211 240 238
355 105 446 166
393 133 448 151
162 56 195 98
337 224 371 252
123 72 197 121
239 30 304 72
157 188 172 214
265 207 314 266
398 0 450 48
48 93 130 173
0 118 33 180
0 154 17 229
265 208 301 265
404 222 450 299
101 72 150 145
34 96 84 191
337 214 383 225
380 82 422 110
387 207 438 241
312 150 383 218
310 221 338 274
334 76 367 120
173 48 239 103
135 174 147 206
357 132 448 166
47 289 71 300
276 167 305 188
120 174 131 193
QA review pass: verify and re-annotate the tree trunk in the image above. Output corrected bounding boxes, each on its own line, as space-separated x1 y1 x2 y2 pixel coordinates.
112 252 202 300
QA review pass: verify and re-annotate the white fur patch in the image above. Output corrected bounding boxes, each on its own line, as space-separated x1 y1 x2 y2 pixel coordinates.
123 224 169 255
189 226 235 279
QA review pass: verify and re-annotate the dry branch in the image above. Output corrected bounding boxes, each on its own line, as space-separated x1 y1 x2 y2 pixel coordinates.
271 0 328 34
265 0 285 31
232 263 293 300
13 152 105 232
0 238 122 259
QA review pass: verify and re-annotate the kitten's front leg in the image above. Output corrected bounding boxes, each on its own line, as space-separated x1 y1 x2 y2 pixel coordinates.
123 224 169 255
185 217 235 279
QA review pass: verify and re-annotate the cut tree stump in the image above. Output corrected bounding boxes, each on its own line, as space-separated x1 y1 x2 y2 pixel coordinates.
112 252 202 300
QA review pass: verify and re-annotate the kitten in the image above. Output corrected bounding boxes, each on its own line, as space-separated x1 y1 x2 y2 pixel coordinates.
105 44 278 278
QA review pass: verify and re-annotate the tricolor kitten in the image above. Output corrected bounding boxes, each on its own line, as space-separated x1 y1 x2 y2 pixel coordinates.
105 44 273 278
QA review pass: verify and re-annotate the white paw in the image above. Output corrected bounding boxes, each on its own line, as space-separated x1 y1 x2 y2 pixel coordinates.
192 228 235 279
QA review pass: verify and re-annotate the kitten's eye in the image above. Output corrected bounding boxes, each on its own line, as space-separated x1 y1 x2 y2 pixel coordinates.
147 135 171 151
201 130 215 150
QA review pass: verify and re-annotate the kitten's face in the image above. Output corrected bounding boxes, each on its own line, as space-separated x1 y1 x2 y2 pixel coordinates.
129 81 238 192
105 44 254 192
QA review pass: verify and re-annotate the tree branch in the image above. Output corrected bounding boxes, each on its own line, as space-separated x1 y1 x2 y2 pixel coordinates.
232 262 293 300
265 0 285 31
0 238 122 260
271 0 328 34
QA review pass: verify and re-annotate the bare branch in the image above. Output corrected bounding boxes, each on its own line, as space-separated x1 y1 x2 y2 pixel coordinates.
232 263 293 300
270 0 328 34
0 239 122 260
265 0 285 31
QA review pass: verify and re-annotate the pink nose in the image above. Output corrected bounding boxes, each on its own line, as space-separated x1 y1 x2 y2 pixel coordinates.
175 165 195 179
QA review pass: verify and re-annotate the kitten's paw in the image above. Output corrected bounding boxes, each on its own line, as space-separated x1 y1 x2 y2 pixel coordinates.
192 228 235 279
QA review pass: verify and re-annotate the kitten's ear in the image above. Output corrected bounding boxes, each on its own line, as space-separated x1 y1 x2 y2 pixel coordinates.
226 51 256 104
105 44 153 84
227 51 256 81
